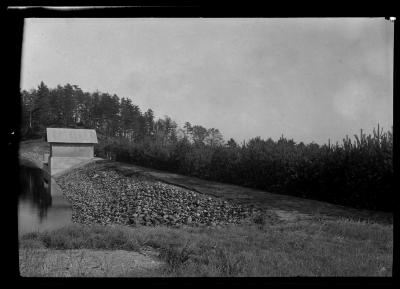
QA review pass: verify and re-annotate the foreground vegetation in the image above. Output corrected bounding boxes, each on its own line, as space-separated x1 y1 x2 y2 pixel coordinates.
20 216 393 277
21 82 393 212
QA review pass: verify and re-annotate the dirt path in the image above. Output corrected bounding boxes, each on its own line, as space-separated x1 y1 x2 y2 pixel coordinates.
19 138 49 169
103 161 392 224
19 248 164 277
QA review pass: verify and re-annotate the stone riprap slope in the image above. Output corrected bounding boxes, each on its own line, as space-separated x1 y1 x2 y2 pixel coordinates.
57 163 260 227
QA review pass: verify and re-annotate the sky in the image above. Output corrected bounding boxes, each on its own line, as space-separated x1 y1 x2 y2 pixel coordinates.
20 18 394 144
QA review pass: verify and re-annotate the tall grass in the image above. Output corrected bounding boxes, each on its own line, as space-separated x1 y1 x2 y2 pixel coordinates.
19 220 393 277
103 125 393 211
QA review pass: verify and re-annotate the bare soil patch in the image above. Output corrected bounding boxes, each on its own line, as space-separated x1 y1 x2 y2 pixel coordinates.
19 248 164 277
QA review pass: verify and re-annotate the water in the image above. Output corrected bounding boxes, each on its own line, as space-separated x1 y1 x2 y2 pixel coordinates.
18 165 72 235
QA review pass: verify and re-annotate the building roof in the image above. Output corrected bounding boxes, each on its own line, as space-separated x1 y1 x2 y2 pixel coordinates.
46 128 98 144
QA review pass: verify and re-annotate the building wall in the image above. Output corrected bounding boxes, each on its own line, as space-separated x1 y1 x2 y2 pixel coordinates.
50 143 94 158
50 157 93 176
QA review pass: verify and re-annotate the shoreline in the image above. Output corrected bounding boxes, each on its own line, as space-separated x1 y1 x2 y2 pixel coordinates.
19 140 262 228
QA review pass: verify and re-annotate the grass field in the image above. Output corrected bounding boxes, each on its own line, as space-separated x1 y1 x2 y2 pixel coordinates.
19 216 392 277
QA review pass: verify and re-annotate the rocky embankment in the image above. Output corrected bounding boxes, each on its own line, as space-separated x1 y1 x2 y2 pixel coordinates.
57 162 261 227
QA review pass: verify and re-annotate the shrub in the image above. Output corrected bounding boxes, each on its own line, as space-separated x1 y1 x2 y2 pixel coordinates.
97 125 392 212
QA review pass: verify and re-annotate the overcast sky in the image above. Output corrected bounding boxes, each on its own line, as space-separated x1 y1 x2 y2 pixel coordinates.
21 18 393 144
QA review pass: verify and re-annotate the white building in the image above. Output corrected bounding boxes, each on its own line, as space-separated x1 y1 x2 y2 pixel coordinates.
45 128 98 176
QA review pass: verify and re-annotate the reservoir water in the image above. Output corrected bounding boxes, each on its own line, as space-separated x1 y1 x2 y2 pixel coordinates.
18 165 72 235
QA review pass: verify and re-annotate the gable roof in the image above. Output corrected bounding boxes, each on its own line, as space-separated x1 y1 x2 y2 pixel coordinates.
46 128 98 144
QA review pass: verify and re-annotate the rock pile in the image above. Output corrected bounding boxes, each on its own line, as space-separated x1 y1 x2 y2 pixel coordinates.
57 163 260 227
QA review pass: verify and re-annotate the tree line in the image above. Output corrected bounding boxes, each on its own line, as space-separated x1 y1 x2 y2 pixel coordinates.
21 82 393 212
21 82 224 146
